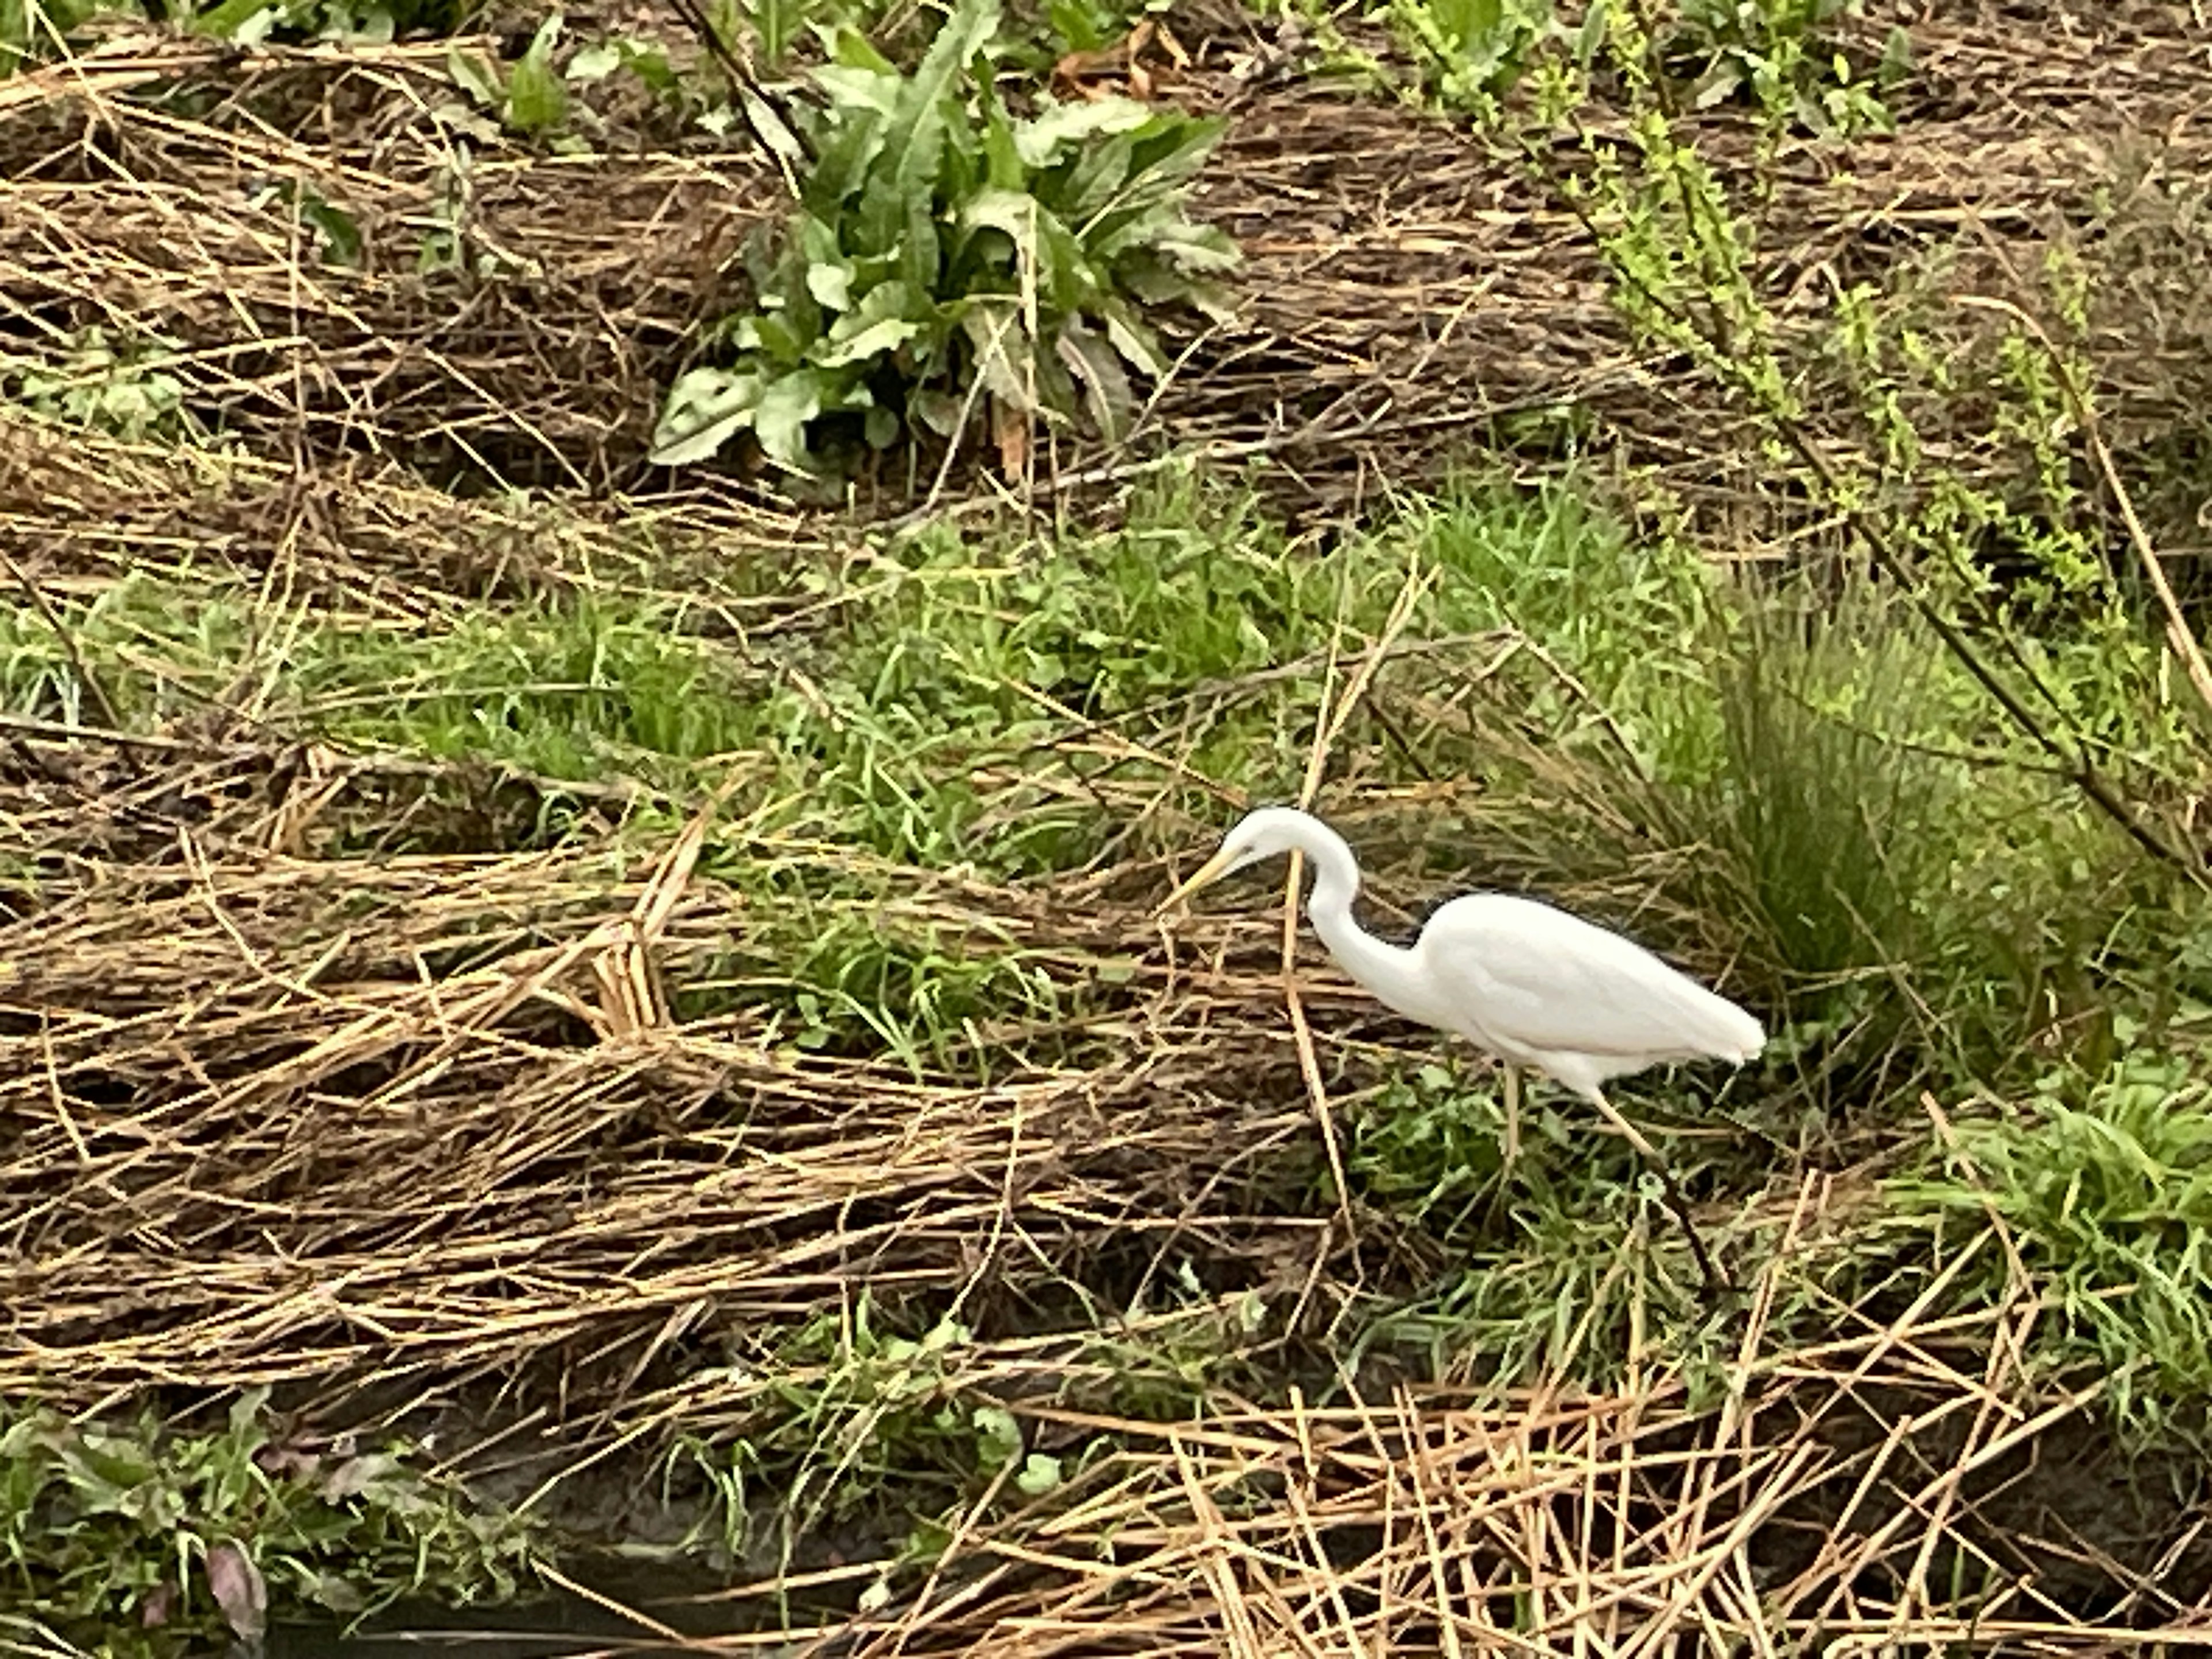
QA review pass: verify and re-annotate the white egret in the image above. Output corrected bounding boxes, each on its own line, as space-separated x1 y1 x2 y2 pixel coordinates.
1158 806 1766 1290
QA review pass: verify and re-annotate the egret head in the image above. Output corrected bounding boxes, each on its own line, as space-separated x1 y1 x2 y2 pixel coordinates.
1155 807 1316 914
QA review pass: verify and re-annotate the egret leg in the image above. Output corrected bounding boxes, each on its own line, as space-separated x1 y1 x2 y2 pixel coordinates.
1502 1065 1521 1173
1587 1087 1726 1298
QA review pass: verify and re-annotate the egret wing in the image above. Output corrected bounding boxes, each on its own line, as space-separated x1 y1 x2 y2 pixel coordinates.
1416 893 1758 1061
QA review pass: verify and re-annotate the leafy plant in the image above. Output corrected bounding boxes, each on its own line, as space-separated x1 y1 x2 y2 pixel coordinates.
1663 0 1898 138
185 0 465 46
649 0 1237 479
0 0 115 77
1386 0 1551 119
675 1301 1063 1574
444 14 573 141
0 1391 539 1658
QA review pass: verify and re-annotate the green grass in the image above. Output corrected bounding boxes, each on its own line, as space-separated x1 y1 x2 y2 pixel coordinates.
9 469 2195 1089
9 461 2210 1520
1893 1045 2212 1444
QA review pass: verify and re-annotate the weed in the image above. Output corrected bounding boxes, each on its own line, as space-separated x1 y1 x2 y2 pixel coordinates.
10 328 197 445
0 581 762 792
185 0 464 44
673 1302 1037 1574
1353 1072 1745 1390
0 1391 538 1657
1662 0 1897 138
690 897 1065 1075
445 16 574 142
0 0 106 77
1385 0 1550 120
650 0 1236 480
1530 0 2207 908
1345 1062 1512 1237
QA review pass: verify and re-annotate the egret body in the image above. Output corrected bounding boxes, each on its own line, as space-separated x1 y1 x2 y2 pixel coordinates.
1160 806 1765 1287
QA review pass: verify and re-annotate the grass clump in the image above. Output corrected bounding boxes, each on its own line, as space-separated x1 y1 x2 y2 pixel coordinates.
1896 1048 2212 1442
0 581 762 794
0 1391 537 1657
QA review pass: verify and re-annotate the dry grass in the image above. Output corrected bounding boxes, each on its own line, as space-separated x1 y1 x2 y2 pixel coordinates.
8 3 2212 528
0 771 1344 1397
6 0 2212 1648
6 710 2210 1647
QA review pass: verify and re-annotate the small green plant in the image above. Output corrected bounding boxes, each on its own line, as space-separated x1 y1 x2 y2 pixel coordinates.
444 15 573 141
1664 0 1897 137
0 1391 539 1658
1039 0 1168 56
186 0 464 45
650 0 1237 479
11 328 194 443
1386 0 1551 119
677 1301 1062 1573
0 0 108 77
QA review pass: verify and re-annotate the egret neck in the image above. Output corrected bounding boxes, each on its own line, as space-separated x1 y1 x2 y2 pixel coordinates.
1285 815 1438 1027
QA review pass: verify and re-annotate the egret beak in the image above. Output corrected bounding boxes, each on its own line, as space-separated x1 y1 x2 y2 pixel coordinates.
1154 846 1241 918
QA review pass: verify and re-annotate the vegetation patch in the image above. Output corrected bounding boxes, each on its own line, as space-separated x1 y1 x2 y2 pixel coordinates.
4 0 2212 1648
0 1395 536 1657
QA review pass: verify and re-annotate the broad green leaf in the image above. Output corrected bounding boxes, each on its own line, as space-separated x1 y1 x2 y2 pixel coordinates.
1047 133 1135 229
444 47 503 109
960 187 1040 259
1012 97 1153 169
882 0 997 245
1055 317 1134 437
748 307 816 364
231 5 283 45
801 219 857 309
617 40 679 94
912 388 965 435
755 0 798 69
971 1406 1023 1469
825 22 896 71
958 188 1093 313
649 366 764 466
982 98 1024 190
960 302 1036 410
738 85 809 169
1014 1453 1062 1497
901 175 944 299
1124 218 1240 272
1120 116 1226 197
801 213 846 265
566 39 622 80
904 0 1001 113
1574 0 1611 67
808 262 855 309
1097 300 1168 378
814 315 923 366
809 109 891 214
754 368 827 469
1031 334 1080 418
505 13 569 135
814 63 903 119
847 278 935 330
